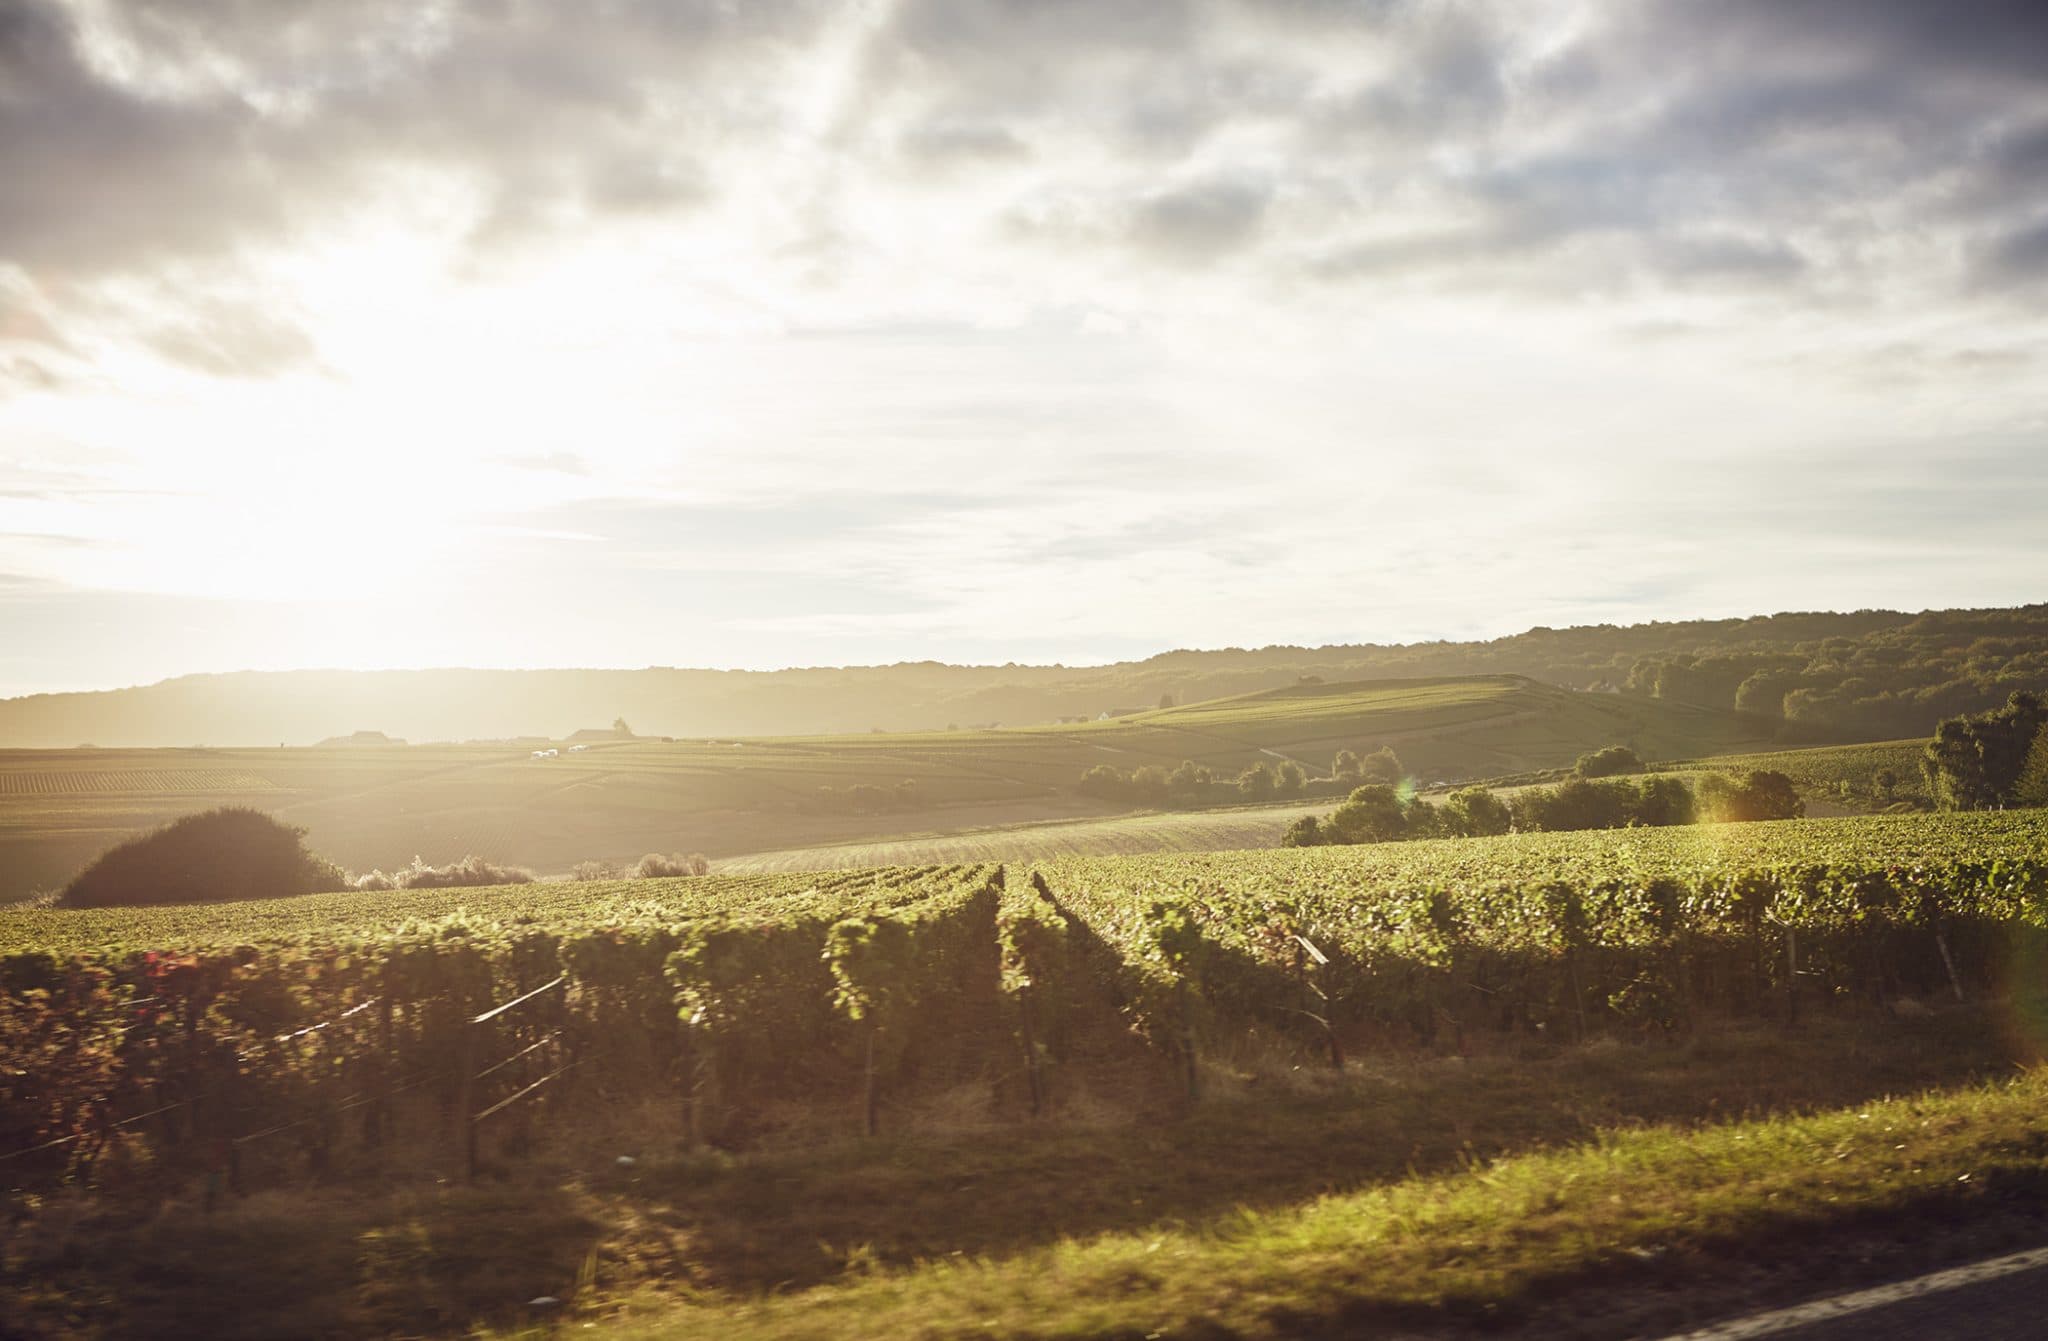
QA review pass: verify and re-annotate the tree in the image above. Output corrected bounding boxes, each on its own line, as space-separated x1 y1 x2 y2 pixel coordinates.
2016 723 2048 807
1237 762 1276 799
1275 760 1307 796
1167 759 1211 800
1130 764 1171 805
1742 770 1803 821
613 716 635 737
1156 691 1177 710
1357 746 1404 785
1331 749 1362 781
1922 691 2047 809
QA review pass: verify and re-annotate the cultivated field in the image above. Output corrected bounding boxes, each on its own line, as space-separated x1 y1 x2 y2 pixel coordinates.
714 799 1334 873
0 675 1784 901
1652 738 1932 805
5 809 2047 1338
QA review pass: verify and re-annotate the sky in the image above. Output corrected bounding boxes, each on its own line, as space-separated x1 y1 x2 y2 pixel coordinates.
2 0 2046 697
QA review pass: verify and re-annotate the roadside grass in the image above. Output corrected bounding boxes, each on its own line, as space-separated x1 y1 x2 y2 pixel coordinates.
4 1007 2036 1340
579 1063 2048 1341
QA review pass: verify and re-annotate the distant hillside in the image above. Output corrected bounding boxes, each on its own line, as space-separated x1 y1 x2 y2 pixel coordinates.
0 673 1779 900
0 603 2041 747
1119 675 1779 781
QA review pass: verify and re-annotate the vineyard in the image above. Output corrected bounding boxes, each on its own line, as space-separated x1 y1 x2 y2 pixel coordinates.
0 769 281 796
7 810 2048 1204
1653 739 1932 806
0 865 1008 1188
1026 811 2048 1076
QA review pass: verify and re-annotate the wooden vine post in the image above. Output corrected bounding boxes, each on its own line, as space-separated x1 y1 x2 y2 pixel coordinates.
1018 982 1043 1118
459 1017 480 1181
1783 924 1799 1029
863 1026 880 1137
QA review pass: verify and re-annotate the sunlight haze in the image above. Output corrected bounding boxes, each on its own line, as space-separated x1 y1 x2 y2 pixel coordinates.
3 0 2045 694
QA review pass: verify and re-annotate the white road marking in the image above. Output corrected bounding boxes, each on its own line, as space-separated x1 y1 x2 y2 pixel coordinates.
1658 1245 2048 1339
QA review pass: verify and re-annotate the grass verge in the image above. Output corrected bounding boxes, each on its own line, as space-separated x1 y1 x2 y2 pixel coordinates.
2 1007 2036 1339
580 1064 2048 1340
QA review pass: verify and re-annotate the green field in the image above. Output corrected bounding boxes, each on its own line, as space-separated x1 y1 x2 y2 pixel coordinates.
0 674 1785 902
714 799 1334 873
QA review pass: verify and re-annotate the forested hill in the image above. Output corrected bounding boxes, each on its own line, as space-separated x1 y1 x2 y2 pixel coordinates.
1 604 2043 748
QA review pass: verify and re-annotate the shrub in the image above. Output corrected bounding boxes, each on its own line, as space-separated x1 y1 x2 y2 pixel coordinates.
1634 775 1697 826
1696 770 1804 823
1511 778 1639 832
1441 787 1512 837
1281 814 1326 847
1077 764 1129 800
1574 745 1644 778
61 807 348 908
636 852 710 878
571 860 622 882
1323 784 1412 843
374 855 537 889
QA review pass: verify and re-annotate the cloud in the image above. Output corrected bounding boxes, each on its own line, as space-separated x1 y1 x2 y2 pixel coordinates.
0 0 831 280
896 120 1030 168
1979 218 2048 287
142 301 322 378
1129 179 1272 262
3 0 2048 692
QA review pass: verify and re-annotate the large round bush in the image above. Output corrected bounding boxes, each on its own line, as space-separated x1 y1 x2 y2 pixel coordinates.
61 807 349 908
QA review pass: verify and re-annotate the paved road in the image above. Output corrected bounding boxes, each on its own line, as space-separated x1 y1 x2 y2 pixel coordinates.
1664 1247 2048 1340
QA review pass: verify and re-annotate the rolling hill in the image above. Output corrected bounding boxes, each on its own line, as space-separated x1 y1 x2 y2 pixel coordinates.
1 602 2041 748
0 675 1783 901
